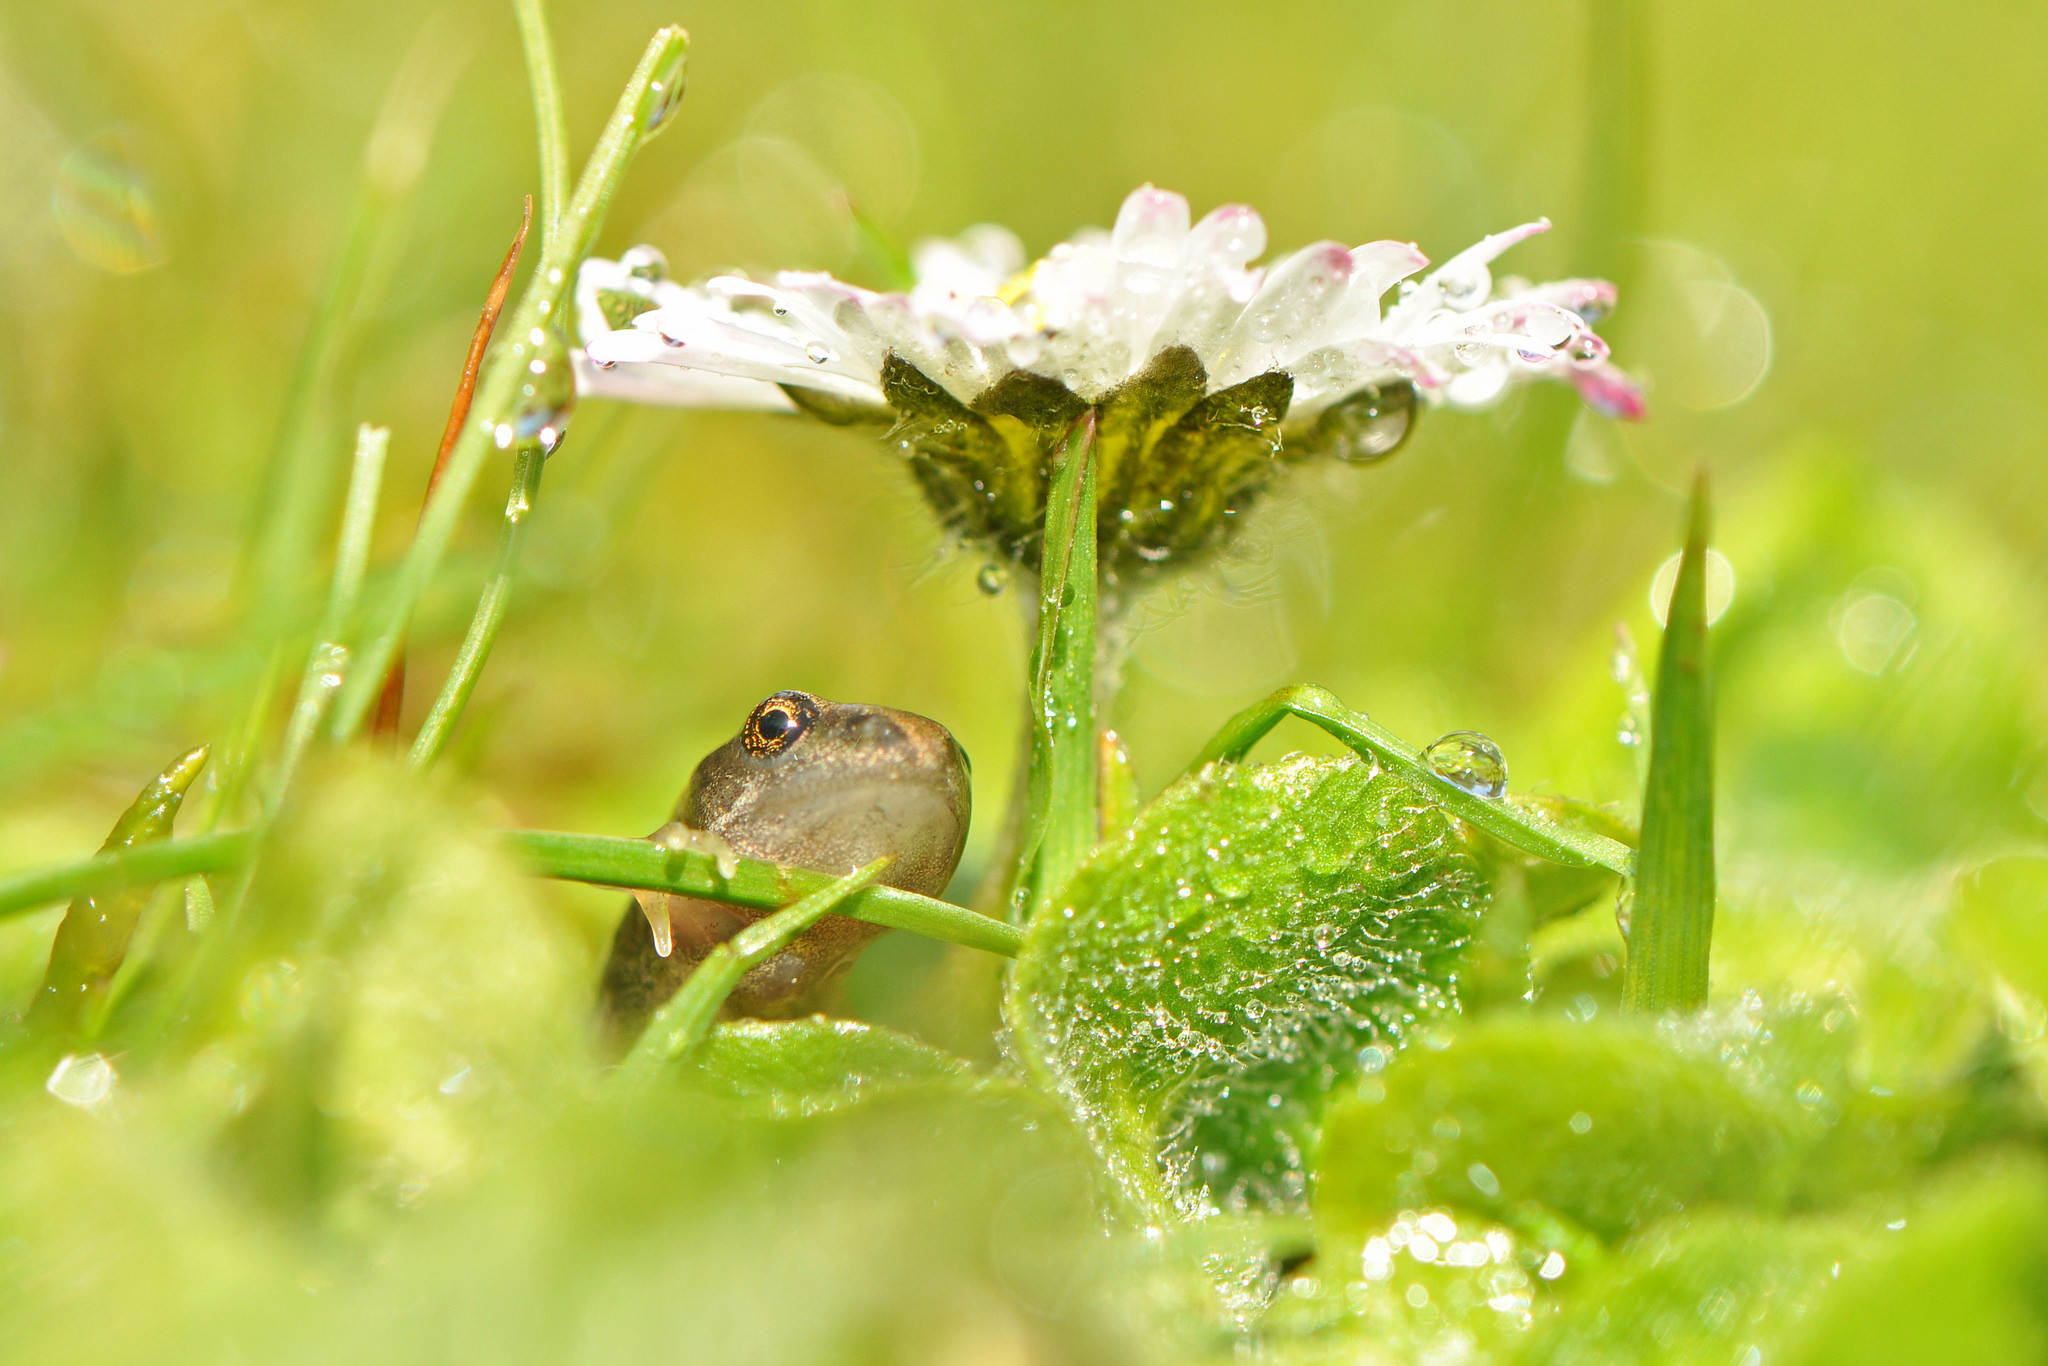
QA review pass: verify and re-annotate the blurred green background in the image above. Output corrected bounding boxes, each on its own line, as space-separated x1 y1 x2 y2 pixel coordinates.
1 0 2044 968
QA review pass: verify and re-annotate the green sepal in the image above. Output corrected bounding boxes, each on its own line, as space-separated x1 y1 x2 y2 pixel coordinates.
779 383 891 427
1117 369 1293 571
880 354 1043 563
593 285 659 332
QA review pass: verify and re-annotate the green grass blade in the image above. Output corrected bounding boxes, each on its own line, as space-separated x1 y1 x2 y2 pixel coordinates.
272 423 390 808
1190 684 1637 877
619 859 891 1074
504 829 1022 956
511 0 569 250
1009 414 1098 919
0 831 254 922
328 27 689 743
1623 471 1717 1013
408 445 545 770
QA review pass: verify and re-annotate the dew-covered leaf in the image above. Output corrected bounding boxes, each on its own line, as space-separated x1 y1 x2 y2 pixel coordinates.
1010 753 1484 1220
691 1017 977 1118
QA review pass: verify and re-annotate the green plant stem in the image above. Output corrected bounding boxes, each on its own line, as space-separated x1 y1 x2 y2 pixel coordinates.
1190 684 1638 877
511 0 569 250
273 424 389 808
619 859 892 1075
1010 414 1099 919
1623 472 1716 1013
0 828 1021 958
0 833 250 925
507 829 1022 956
328 26 689 743
408 445 545 770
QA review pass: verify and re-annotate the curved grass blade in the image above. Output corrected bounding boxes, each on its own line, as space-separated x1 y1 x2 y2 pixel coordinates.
1622 470 1716 1012
1189 685 1637 876
620 858 892 1075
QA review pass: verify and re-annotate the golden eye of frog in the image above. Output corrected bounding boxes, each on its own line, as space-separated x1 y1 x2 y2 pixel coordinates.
599 690 971 1038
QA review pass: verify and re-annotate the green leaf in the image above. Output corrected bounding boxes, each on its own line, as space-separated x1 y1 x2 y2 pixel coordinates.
691 1017 977 1117
1010 754 1484 1221
1517 1209 1858 1366
1624 471 1717 1012
1317 1019 1792 1243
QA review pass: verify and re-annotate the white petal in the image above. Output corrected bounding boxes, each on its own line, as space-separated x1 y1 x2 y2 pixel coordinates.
573 350 796 411
1112 185 1192 267
1211 241 1355 385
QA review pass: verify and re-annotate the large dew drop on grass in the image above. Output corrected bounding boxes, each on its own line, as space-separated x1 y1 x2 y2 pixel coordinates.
1423 731 1508 799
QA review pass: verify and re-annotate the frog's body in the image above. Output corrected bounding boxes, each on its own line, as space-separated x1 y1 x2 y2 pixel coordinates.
599 690 971 1039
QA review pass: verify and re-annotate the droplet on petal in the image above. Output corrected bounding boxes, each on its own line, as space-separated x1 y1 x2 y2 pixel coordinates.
1423 731 1508 798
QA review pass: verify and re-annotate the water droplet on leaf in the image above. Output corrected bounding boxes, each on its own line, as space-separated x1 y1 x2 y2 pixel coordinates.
636 43 690 137
1423 731 1507 798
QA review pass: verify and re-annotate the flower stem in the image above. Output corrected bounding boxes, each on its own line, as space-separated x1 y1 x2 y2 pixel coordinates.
1009 414 1099 920
511 0 569 250
1622 470 1717 1013
408 444 546 769
617 859 893 1075
327 26 689 743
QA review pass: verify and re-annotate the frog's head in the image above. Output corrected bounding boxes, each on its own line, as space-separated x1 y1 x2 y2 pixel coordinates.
680 690 971 898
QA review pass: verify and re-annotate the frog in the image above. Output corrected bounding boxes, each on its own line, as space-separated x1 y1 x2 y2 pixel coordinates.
599 689 972 1041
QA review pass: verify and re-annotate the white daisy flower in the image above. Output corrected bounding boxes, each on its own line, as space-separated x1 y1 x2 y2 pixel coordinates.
573 186 1639 585
576 186 1641 424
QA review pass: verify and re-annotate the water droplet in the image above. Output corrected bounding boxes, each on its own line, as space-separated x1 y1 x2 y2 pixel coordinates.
804 341 834 364
54 131 167 274
1314 382 1415 464
46 1053 117 1110
636 42 690 137
1423 731 1507 798
510 326 576 454
621 244 668 282
641 895 673 958
976 562 1009 596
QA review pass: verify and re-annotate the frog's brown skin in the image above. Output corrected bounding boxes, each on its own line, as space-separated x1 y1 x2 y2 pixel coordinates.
599 690 971 1041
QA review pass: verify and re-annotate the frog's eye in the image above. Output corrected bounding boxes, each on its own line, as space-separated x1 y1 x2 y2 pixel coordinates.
743 691 817 757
